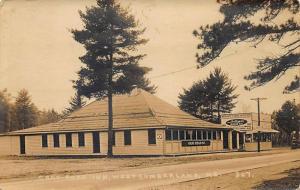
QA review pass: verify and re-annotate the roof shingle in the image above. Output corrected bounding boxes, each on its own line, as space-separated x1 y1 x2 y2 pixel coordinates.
9 89 225 134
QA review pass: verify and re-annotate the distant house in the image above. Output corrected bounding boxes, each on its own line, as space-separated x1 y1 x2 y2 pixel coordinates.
0 89 276 156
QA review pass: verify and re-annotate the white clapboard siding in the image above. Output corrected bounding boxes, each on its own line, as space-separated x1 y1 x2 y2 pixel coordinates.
0 135 20 155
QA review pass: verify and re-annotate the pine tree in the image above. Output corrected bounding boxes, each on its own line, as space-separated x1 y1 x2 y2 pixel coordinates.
15 89 38 130
274 100 300 144
71 0 155 157
63 92 86 116
0 89 12 132
193 0 299 93
179 68 238 123
38 109 62 125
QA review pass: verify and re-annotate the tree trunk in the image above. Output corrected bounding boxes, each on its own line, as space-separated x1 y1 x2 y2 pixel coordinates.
107 48 114 157
107 68 113 158
107 16 114 158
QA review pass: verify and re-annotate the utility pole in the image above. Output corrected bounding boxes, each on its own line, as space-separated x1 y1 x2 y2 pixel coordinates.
251 98 267 152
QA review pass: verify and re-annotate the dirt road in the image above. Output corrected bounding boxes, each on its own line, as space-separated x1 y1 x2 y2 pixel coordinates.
0 150 299 190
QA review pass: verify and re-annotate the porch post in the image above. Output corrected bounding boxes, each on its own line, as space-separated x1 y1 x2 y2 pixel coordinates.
228 130 233 150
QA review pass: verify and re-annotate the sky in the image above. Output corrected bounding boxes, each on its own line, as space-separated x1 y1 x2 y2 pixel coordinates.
0 0 299 114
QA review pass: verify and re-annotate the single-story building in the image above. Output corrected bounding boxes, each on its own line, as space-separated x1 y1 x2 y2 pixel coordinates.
0 89 276 156
221 113 279 151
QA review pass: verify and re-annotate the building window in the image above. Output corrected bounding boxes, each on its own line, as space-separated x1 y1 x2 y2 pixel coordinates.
217 131 222 140
53 134 60 148
185 130 190 140
179 130 185 140
112 131 116 146
267 133 271 142
165 129 172 140
42 134 48 148
148 129 156 144
192 130 197 140
66 133 72 147
208 130 212 139
124 130 131 145
197 130 202 140
203 131 207 140
173 129 179 140
78 132 85 147
213 131 217 140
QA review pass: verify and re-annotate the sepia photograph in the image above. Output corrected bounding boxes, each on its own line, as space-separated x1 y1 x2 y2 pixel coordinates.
0 0 299 189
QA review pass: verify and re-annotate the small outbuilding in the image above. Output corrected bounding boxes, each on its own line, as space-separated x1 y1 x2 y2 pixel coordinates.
0 89 267 156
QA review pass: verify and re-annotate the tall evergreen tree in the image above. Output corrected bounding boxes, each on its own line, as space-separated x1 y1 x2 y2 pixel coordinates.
71 0 155 157
63 92 86 116
0 89 12 132
193 0 299 93
15 89 38 130
38 109 62 125
273 100 300 144
179 68 238 123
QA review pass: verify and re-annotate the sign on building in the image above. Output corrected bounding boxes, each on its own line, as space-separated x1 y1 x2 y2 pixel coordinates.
221 113 252 131
182 140 210 147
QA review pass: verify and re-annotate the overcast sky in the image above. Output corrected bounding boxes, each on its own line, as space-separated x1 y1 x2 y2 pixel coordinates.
0 0 299 114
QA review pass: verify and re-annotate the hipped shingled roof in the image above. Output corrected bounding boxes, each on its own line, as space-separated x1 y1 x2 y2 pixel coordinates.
9 89 226 135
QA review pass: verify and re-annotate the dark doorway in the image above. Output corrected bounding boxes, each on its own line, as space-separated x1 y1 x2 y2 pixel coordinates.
223 131 229 149
239 133 245 150
232 131 237 149
20 135 25 154
92 132 100 153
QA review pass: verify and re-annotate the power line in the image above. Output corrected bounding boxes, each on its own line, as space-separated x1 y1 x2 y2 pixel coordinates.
149 51 237 79
150 65 197 79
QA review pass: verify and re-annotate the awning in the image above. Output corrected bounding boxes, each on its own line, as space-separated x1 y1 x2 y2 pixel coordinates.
246 129 279 134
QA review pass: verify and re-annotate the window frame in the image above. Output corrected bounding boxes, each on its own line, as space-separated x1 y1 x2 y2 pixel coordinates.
41 134 48 148
197 130 202 140
65 133 72 148
172 129 179 140
148 129 156 145
203 131 208 140
208 130 212 140
53 133 60 148
165 129 172 141
179 130 185 140
124 130 132 145
213 131 217 140
78 132 85 147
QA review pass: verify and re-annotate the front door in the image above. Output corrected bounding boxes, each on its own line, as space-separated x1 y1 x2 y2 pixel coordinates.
239 132 245 150
20 135 25 154
223 131 229 149
232 131 238 149
92 132 100 153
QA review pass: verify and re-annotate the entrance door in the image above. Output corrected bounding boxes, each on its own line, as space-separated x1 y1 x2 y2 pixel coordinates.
92 132 100 153
232 131 238 149
20 135 25 154
223 131 229 149
239 133 245 150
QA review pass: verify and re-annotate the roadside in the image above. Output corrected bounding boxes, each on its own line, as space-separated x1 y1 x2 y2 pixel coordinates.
0 147 293 183
152 160 300 190
0 150 299 190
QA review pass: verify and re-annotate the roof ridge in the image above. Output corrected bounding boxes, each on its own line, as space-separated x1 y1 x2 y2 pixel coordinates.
139 89 222 127
139 89 166 126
